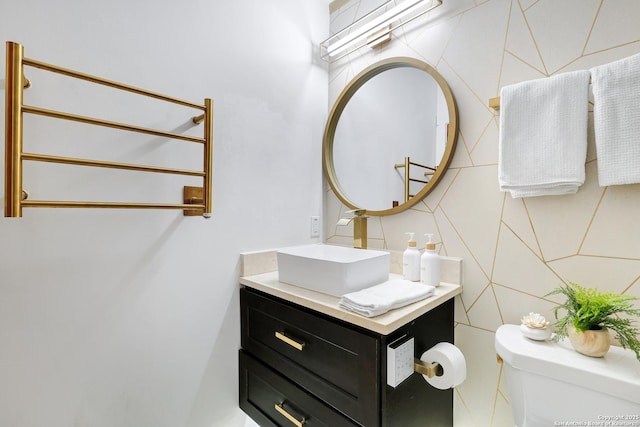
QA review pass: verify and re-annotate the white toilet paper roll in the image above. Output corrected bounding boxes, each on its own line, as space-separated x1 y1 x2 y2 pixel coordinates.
420 342 466 390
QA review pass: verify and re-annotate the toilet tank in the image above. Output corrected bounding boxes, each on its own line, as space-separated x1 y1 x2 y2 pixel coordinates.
495 324 640 427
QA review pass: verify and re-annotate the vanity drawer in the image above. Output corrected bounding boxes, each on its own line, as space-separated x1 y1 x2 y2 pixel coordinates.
240 350 359 427
240 288 379 427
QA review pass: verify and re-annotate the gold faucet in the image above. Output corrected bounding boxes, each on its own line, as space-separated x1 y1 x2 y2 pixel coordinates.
337 209 368 249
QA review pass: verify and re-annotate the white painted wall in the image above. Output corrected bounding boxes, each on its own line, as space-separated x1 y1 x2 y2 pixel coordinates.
0 1 327 426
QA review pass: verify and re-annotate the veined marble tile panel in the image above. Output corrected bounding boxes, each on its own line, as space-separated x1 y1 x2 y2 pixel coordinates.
466 284 504 331
523 162 603 261
437 59 496 156
626 282 640 311
424 166 459 212
365 214 385 240
501 195 542 259
443 0 511 103
328 65 356 107
492 224 563 299
585 0 640 54
409 12 463 66
329 0 359 34
492 390 513 427
380 208 438 251
436 207 490 309
549 256 640 295
440 165 503 276
525 0 601 73
499 51 547 89
581 183 640 259
563 41 640 73
454 295 470 325
505 0 545 74
453 389 475 427
469 118 499 166
493 283 558 326
454 324 505 427
445 64 493 150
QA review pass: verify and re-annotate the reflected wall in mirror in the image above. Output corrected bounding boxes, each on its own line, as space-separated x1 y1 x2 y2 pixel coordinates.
323 57 458 216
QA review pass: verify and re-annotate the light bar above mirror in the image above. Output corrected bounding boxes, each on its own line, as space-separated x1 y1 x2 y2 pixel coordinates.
320 0 442 62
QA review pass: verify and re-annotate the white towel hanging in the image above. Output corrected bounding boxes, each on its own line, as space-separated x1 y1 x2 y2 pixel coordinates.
498 70 591 197
591 53 640 187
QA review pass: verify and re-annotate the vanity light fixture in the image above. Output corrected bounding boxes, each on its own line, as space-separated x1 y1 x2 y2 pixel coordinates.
320 0 442 62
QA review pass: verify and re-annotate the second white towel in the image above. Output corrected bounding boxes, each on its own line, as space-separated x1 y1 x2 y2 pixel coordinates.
339 279 435 317
591 53 640 186
498 70 591 197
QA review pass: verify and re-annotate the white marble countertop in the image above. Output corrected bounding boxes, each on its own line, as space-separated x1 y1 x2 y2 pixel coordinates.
240 271 461 335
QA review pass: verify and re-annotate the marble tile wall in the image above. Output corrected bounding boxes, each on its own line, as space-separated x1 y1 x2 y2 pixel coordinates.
325 1 640 425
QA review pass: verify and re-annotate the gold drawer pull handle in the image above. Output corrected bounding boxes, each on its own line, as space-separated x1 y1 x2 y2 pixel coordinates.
275 331 305 351
275 402 306 427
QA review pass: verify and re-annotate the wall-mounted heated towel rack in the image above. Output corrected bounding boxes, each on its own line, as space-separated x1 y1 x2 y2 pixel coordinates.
4 41 213 218
394 156 435 203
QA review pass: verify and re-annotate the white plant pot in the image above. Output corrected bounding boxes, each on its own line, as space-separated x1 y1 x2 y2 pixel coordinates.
520 324 552 341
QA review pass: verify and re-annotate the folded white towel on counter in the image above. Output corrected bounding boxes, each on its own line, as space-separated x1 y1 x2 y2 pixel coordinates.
339 279 435 317
590 53 640 186
498 70 591 197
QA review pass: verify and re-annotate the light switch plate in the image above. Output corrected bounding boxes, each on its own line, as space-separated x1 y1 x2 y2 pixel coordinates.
387 335 414 387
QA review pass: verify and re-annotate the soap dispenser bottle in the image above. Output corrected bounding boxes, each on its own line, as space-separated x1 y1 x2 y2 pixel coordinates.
420 234 440 286
402 232 421 281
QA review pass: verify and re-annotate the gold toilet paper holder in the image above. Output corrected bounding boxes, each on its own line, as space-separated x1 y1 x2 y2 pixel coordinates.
414 358 444 378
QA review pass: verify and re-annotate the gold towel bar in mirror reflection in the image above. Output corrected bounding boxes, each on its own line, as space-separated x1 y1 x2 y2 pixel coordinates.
4 41 213 218
394 156 436 203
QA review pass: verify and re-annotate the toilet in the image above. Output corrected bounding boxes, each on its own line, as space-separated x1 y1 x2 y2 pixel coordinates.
495 324 640 427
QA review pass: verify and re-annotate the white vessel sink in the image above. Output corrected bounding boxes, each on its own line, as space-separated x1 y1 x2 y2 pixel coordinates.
276 244 390 297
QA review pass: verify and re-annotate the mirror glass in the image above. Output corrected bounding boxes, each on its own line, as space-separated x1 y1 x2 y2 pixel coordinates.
323 57 458 216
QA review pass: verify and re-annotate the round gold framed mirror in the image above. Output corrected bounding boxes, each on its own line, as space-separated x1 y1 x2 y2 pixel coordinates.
323 57 458 216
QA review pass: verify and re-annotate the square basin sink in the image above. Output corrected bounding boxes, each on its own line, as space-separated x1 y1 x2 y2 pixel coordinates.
276 244 390 297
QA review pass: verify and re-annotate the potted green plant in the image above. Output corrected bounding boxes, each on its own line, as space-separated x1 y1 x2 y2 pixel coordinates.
546 282 640 360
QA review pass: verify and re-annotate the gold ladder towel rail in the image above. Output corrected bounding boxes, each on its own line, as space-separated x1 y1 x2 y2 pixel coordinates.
22 56 205 111
21 105 207 144
394 156 437 203
4 41 213 218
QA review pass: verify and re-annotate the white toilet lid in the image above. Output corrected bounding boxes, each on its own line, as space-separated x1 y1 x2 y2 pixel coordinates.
495 324 640 404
